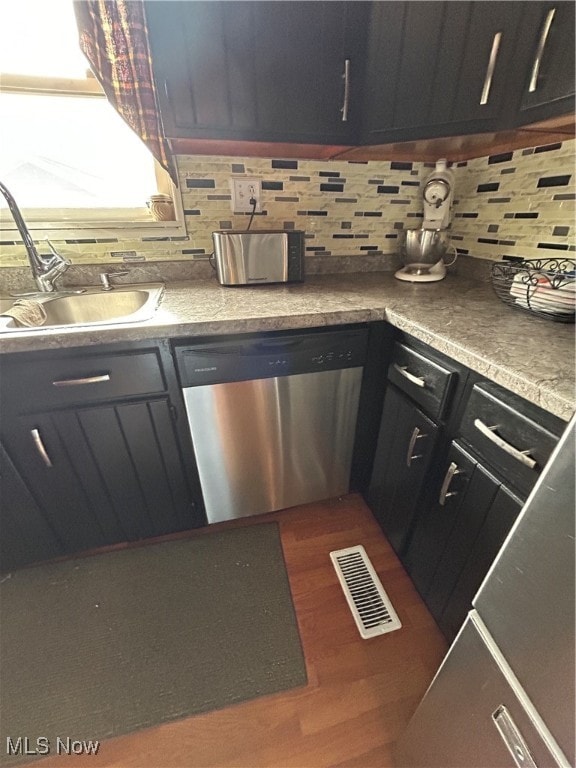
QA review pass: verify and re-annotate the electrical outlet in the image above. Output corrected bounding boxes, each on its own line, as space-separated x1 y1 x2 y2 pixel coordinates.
230 177 262 213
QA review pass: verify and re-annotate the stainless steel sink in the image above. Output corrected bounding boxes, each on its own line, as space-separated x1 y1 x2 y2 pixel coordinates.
0 283 164 331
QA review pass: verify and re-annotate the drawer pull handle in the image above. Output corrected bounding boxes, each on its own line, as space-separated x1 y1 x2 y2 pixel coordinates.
52 374 111 387
406 426 426 467
31 428 53 468
439 461 461 506
340 58 350 122
480 31 502 105
393 364 426 388
474 419 537 470
529 7 556 93
492 705 538 768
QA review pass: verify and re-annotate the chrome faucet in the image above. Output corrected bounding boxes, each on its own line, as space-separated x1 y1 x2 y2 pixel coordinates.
0 180 71 292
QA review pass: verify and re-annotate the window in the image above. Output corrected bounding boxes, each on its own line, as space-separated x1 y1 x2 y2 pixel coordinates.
0 0 182 236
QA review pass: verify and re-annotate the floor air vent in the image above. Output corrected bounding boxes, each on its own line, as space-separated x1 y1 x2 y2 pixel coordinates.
330 545 402 639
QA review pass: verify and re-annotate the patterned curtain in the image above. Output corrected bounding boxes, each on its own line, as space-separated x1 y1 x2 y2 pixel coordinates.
74 0 177 185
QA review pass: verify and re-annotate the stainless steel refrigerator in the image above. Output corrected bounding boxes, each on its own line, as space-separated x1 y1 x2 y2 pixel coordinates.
395 415 575 768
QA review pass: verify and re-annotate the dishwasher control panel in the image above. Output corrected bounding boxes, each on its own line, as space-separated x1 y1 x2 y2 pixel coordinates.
174 327 369 387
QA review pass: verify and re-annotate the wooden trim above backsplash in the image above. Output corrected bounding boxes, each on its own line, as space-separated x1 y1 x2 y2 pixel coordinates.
170 113 575 163
168 139 352 160
338 114 576 162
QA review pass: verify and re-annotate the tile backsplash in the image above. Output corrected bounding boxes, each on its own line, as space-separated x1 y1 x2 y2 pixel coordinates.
450 139 575 261
177 155 424 259
0 139 574 269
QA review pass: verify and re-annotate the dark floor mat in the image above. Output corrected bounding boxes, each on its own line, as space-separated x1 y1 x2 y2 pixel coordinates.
0 522 307 765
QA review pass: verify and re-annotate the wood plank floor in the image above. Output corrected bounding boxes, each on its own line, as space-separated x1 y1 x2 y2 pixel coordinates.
23 494 448 768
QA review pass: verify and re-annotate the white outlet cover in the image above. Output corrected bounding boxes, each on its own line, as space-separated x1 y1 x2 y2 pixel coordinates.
230 177 262 213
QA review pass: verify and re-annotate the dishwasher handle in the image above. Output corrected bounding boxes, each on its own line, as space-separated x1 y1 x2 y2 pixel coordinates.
175 329 369 386
253 339 305 352
178 339 306 360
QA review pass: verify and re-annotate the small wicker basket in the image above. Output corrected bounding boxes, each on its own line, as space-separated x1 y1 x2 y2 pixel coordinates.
491 258 576 323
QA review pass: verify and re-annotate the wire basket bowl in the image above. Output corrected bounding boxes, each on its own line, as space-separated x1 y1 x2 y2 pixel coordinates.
491 258 576 323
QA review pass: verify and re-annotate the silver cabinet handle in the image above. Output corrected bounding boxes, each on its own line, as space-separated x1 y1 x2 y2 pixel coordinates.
480 32 502 105
406 426 426 467
492 706 538 768
340 59 350 122
474 419 537 470
31 428 53 468
439 461 461 506
52 374 111 387
393 363 426 388
529 8 556 92
163 79 172 108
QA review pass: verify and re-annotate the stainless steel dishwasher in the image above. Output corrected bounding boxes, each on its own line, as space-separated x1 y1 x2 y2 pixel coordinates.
175 327 368 524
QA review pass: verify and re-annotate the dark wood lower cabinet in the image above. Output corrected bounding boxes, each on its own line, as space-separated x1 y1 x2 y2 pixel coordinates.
0 443 63 571
404 440 523 641
403 442 476 599
1 397 197 570
366 385 439 555
439 484 522 640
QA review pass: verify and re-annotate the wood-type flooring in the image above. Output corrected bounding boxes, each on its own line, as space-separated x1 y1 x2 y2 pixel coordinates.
20 494 448 768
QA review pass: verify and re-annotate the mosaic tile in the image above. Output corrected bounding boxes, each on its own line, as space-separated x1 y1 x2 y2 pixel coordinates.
1 141 574 269
537 175 572 188
450 139 575 262
271 160 298 169
488 152 513 164
185 179 216 188
477 182 499 192
534 143 563 153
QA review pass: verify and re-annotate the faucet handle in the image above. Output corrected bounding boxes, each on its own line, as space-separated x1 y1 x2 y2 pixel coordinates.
45 239 60 256
44 239 71 266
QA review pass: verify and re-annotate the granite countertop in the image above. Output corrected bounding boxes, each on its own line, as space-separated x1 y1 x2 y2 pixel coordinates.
1 271 574 421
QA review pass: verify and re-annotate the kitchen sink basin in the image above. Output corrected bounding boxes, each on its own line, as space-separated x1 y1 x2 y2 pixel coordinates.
0 283 165 331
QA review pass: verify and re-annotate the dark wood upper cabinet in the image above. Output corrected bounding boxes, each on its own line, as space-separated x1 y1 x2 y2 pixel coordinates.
516 1 576 124
360 0 574 143
145 1 370 144
145 1 574 156
361 2 529 144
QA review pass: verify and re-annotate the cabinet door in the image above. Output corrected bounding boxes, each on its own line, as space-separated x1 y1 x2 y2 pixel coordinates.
425 460 501 624
362 2 524 144
366 386 439 555
440 485 522 640
406 442 523 642
2 398 195 562
146 1 368 144
404 441 477 598
516 1 575 125
0 442 63 571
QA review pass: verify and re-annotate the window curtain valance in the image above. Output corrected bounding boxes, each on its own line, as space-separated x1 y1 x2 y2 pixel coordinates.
74 0 177 185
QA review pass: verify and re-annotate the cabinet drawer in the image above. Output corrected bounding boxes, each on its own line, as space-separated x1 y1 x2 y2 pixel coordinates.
459 383 561 497
3 350 166 412
387 342 457 421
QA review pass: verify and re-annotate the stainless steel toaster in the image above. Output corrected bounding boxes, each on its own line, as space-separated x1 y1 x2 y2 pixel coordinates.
212 230 305 286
